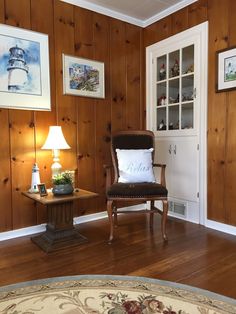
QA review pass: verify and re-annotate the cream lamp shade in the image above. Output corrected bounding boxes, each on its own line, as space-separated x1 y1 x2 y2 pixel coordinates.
42 126 70 177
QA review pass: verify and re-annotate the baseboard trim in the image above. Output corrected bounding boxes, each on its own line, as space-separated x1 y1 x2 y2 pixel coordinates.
0 204 144 242
0 224 47 242
205 219 236 236
1 206 235 242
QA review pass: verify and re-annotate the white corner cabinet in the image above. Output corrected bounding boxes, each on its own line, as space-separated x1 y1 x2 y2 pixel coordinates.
146 22 208 224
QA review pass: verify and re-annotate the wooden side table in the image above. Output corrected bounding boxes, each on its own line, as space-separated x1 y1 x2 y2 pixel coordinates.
22 189 98 253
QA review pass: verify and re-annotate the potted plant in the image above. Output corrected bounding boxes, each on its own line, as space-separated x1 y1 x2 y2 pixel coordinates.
52 171 74 195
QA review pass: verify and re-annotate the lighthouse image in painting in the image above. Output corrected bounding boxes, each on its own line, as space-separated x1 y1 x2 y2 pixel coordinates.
7 45 29 91
0 34 41 95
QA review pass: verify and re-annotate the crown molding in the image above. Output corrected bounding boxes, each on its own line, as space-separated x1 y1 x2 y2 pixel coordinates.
61 0 198 28
143 0 198 27
61 0 142 26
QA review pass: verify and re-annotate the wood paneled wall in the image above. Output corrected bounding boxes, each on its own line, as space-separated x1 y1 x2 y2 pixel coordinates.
0 0 142 232
1 0 236 232
144 0 236 227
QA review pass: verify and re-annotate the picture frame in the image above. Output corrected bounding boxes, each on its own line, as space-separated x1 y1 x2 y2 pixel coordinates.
37 183 48 196
63 54 105 99
0 23 51 111
216 46 236 92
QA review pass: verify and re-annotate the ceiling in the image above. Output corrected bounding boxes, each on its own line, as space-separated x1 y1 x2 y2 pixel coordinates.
62 0 198 27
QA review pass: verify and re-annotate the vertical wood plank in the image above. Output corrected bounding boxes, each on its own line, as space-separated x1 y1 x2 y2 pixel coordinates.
5 0 30 28
74 7 96 214
0 0 4 22
0 1 12 232
31 0 56 223
0 109 12 231
171 7 189 35
54 0 77 173
125 24 142 130
207 0 229 223
110 18 126 132
93 13 111 213
143 16 172 48
74 7 94 59
188 0 208 28
224 0 236 225
5 0 37 229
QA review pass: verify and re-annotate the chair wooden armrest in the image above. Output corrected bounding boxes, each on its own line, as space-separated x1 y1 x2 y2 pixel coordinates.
153 163 166 187
103 164 112 190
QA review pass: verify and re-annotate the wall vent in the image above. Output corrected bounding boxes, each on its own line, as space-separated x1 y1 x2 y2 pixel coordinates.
168 200 186 217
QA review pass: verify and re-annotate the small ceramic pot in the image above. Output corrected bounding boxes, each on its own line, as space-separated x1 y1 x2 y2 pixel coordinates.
52 183 74 195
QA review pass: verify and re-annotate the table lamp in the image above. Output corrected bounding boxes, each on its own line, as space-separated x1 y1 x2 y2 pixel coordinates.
42 126 70 177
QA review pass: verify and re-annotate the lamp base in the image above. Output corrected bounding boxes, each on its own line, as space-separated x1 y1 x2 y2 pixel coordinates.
51 162 62 177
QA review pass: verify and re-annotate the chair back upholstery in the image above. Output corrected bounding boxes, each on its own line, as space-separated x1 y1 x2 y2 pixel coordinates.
111 130 155 182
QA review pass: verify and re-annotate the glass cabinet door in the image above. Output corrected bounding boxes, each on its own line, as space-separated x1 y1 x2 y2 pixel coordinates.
156 44 194 133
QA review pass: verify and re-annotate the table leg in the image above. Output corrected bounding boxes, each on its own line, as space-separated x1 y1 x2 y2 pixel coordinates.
31 201 88 252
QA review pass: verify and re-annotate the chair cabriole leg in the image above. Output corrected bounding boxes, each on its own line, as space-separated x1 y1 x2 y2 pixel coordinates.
114 204 118 227
162 199 168 241
107 200 114 243
150 200 154 229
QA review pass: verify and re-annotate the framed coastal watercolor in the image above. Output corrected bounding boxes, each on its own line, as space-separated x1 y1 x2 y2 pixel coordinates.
63 54 105 99
216 46 236 92
0 24 51 110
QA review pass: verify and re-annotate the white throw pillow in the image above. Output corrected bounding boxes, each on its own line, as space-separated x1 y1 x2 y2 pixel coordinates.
116 148 156 183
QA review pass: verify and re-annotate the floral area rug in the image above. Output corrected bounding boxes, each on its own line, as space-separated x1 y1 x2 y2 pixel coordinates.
0 275 235 314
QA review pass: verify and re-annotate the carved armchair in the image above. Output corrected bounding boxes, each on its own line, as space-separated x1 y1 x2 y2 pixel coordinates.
104 130 168 243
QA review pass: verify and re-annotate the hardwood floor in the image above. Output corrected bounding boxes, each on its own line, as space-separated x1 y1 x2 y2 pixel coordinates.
0 214 236 299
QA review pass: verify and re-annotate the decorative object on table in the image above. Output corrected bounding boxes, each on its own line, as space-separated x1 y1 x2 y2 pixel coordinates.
171 59 179 77
52 171 74 195
62 54 105 99
159 63 166 80
66 170 75 188
37 183 48 196
216 46 236 92
0 24 50 111
29 163 40 193
41 126 70 177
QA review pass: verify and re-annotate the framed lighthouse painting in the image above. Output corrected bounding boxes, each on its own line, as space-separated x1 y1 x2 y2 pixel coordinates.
0 24 51 111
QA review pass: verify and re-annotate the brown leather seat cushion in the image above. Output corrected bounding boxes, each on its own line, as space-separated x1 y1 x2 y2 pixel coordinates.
107 182 168 198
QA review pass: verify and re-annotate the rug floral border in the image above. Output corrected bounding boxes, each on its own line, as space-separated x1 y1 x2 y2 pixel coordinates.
0 276 235 314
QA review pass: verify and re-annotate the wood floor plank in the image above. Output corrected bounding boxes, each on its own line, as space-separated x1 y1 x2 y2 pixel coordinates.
0 214 235 299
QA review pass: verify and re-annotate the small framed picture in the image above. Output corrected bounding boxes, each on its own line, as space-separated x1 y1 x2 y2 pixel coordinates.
216 46 236 92
37 183 48 196
62 54 105 99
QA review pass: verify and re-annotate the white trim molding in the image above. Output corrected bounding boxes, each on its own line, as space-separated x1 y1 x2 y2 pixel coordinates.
205 219 236 236
61 0 198 28
0 204 144 242
143 0 198 28
1 204 236 241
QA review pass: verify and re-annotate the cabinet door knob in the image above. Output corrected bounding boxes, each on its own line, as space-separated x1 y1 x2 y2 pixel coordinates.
169 145 172 154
